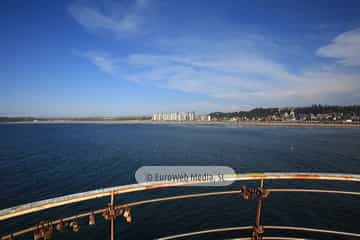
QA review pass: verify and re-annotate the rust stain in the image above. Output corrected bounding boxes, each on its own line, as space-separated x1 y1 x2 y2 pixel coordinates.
294 174 321 179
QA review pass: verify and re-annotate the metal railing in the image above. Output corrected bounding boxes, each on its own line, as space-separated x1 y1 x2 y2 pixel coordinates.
1 172 360 240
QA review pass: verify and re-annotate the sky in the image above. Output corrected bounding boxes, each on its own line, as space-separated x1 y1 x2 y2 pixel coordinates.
1 0 360 117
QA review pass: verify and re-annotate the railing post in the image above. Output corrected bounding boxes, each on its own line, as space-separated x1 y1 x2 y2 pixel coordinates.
110 192 115 240
252 179 264 240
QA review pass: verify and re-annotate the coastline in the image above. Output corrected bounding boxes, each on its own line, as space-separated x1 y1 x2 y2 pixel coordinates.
1 120 360 128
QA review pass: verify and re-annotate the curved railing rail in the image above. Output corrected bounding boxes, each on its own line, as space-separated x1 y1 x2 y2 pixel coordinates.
157 225 360 240
1 172 360 240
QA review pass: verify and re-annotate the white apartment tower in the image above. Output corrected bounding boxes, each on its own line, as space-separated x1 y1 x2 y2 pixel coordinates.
152 112 196 121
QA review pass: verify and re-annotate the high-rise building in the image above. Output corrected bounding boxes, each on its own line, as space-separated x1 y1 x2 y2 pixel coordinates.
152 112 196 121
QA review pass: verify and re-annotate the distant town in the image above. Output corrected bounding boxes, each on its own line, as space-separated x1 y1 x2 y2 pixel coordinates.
152 105 360 123
1 105 359 126
152 105 360 126
209 105 360 123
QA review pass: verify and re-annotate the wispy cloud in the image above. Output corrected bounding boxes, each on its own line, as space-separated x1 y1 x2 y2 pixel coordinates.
68 0 147 36
82 51 118 75
175 101 250 113
317 28 360 66
81 28 360 109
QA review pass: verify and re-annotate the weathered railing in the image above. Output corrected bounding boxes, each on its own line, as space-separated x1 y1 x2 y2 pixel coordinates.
1 173 360 240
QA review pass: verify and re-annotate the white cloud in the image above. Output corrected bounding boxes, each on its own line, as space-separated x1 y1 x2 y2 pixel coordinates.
68 0 147 36
122 52 301 100
175 101 249 114
94 51 358 106
83 52 118 74
317 28 360 66
81 29 360 109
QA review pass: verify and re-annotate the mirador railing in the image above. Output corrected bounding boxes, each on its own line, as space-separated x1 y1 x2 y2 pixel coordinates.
1 173 360 240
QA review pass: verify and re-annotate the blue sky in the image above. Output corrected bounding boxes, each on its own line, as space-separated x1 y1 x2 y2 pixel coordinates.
1 0 360 117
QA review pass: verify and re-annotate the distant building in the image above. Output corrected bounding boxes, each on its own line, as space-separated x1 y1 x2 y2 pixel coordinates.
152 112 196 121
198 115 211 121
289 109 296 120
298 113 308 121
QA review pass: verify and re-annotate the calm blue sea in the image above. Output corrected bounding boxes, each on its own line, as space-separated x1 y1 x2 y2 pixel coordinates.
0 124 359 239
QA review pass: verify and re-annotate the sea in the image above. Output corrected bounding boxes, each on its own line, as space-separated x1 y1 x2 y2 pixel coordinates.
0 123 359 239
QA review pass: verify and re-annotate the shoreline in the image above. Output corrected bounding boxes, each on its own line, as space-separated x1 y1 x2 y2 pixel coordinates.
1 120 360 128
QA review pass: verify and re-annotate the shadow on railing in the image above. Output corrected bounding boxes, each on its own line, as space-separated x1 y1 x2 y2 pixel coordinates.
1 173 360 240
